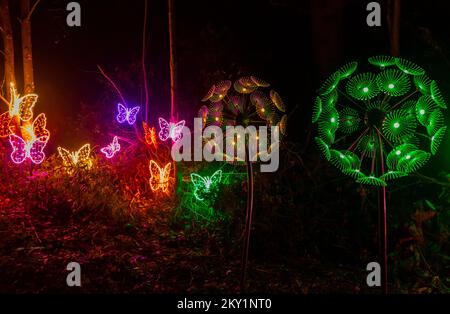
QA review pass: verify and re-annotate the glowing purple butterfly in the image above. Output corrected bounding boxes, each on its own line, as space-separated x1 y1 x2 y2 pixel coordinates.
158 118 185 142
9 134 49 164
116 103 140 125
100 136 121 159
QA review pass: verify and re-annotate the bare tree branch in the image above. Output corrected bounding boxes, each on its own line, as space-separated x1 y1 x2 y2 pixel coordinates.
28 0 42 19
97 65 127 106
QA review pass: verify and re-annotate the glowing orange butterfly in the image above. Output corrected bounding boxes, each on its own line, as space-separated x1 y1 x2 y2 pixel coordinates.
149 160 172 193
143 122 157 147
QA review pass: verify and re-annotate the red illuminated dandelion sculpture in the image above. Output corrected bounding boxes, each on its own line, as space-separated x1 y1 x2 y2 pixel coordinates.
200 76 287 290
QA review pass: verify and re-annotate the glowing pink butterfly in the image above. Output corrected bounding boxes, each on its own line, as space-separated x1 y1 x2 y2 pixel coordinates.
9 134 49 164
158 118 185 142
116 103 140 125
100 136 121 159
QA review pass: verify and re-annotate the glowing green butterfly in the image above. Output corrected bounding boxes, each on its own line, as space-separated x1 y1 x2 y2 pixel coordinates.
190 170 223 201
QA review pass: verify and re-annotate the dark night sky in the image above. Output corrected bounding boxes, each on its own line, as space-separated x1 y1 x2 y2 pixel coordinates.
4 0 450 172
27 0 314 146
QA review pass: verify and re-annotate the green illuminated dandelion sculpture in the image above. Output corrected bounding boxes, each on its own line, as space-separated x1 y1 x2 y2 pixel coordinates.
314 57 446 186
313 56 447 293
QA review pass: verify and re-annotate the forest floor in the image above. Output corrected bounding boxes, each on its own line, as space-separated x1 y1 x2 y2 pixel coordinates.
0 145 447 294
0 200 372 294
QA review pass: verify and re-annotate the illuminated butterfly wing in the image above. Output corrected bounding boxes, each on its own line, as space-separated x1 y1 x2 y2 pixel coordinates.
0 112 12 138
126 106 140 125
161 162 172 193
9 134 27 164
17 94 38 121
158 118 171 141
32 113 50 138
100 145 114 158
149 160 161 191
116 103 128 124
112 136 120 151
100 144 114 158
171 120 185 142
209 170 222 188
190 173 208 200
75 144 92 169
190 173 207 188
28 136 49 164
58 147 75 170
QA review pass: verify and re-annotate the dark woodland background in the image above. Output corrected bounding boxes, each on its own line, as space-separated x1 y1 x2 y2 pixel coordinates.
1 0 450 293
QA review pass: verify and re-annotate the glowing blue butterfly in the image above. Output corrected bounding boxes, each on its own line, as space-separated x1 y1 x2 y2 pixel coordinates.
116 103 140 125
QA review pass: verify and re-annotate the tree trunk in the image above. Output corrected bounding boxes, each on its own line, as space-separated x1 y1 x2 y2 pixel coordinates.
392 0 401 56
20 0 35 93
388 0 401 56
0 0 16 100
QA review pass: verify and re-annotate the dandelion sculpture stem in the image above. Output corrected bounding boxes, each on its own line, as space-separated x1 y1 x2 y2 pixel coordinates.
313 56 448 293
381 183 388 293
241 143 254 290
377 127 388 294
